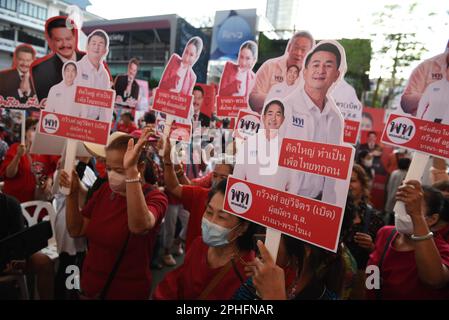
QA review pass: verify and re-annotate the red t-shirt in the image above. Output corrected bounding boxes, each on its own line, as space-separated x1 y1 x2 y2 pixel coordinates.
117 122 138 134
153 236 255 300
191 172 212 189
0 143 57 203
81 182 168 300
181 185 210 251
436 224 449 244
366 226 449 300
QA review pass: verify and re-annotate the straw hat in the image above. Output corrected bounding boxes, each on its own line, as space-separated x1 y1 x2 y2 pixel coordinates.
83 131 127 158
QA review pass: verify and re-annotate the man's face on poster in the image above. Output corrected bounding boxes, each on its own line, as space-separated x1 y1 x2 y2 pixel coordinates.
286 65 299 86
49 27 76 60
64 64 77 86
192 89 203 114
128 62 138 79
16 51 34 74
303 51 340 93
238 48 255 72
181 44 198 67
287 36 313 68
87 35 107 63
263 103 285 130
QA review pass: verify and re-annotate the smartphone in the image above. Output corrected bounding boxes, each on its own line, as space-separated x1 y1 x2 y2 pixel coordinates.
252 233 266 257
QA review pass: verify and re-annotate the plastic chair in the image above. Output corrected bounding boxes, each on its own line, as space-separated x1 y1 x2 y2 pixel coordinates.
20 200 56 229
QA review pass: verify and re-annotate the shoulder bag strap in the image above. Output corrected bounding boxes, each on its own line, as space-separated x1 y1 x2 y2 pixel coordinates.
197 261 232 300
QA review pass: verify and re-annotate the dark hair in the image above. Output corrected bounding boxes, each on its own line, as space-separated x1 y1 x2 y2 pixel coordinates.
47 17 75 38
367 130 377 137
305 42 341 69
287 64 300 74
240 40 258 60
121 112 134 121
207 179 257 251
63 61 77 72
193 85 204 96
128 58 139 67
15 44 35 58
25 118 38 131
433 180 449 194
397 157 411 171
88 30 108 46
185 37 202 56
357 149 370 161
422 186 444 217
144 111 156 124
263 100 285 116
352 164 371 200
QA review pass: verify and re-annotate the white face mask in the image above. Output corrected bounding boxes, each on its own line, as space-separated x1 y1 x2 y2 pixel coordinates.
107 171 126 195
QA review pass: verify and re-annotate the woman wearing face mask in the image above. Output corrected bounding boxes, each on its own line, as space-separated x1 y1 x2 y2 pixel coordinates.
218 40 257 100
60 128 168 299
153 179 257 300
366 181 449 300
357 149 374 188
0 117 56 203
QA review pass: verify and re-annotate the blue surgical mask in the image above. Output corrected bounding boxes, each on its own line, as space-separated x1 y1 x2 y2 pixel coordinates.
201 217 240 247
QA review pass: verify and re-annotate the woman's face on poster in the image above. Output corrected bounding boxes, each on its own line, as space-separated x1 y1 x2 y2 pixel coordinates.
181 43 198 67
64 64 77 86
238 47 255 71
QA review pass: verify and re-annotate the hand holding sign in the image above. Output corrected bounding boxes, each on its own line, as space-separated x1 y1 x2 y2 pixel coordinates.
395 180 425 220
59 169 80 197
251 240 286 300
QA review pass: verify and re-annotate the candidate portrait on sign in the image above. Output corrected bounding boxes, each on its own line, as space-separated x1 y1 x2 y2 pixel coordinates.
218 40 257 101
283 41 346 203
158 37 203 96
76 29 111 122
45 61 80 117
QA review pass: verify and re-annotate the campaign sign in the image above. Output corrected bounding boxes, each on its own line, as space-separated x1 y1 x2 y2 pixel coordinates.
234 109 261 140
39 111 109 144
216 96 248 118
152 88 192 119
344 120 361 145
75 86 114 108
278 138 354 180
156 118 166 136
381 113 449 159
169 122 192 143
224 176 343 252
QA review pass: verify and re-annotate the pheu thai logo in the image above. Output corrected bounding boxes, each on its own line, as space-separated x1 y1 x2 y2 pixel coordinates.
237 114 260 138
292 115 304 128
386 117 416 144
228 182 252 214
42 113 59 134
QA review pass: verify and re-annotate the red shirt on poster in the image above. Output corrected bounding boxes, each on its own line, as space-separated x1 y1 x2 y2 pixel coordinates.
0 143 56 203
80 182 167 299
366 226 449 300
181 185 210 251
153 237 254 300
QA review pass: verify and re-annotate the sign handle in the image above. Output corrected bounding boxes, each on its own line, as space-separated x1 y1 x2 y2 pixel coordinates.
60 139 78 195
21 110 26 145
264 227 281 264
394 152 429 234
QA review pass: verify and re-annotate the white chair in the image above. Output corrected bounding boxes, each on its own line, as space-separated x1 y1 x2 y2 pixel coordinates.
20 201 56 228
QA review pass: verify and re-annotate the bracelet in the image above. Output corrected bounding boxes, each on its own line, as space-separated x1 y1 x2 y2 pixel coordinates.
125 177 141 183
410 231 434 241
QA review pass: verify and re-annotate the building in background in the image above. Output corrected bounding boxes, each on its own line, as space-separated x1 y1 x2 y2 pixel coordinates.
82 15 210 87
266 0 300 38
0 0 101 69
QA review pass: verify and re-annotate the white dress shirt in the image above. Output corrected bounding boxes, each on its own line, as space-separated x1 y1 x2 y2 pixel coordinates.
45 81 80 117
417 78 449 124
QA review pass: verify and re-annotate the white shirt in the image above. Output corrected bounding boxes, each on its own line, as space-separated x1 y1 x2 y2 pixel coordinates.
332 79 362 121
283 87 344 203
233 130 291 191
417 78 449 124
45 81 80 117
52 165 96 255
76 55 110 121
265 80 299 104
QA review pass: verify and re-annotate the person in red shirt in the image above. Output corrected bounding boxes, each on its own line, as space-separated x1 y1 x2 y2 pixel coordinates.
153 179 257 300
366 181 449 300
431 180 449 243
60 128 168 299
117 112 138 134
0 118 56 203
162 136 233 252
